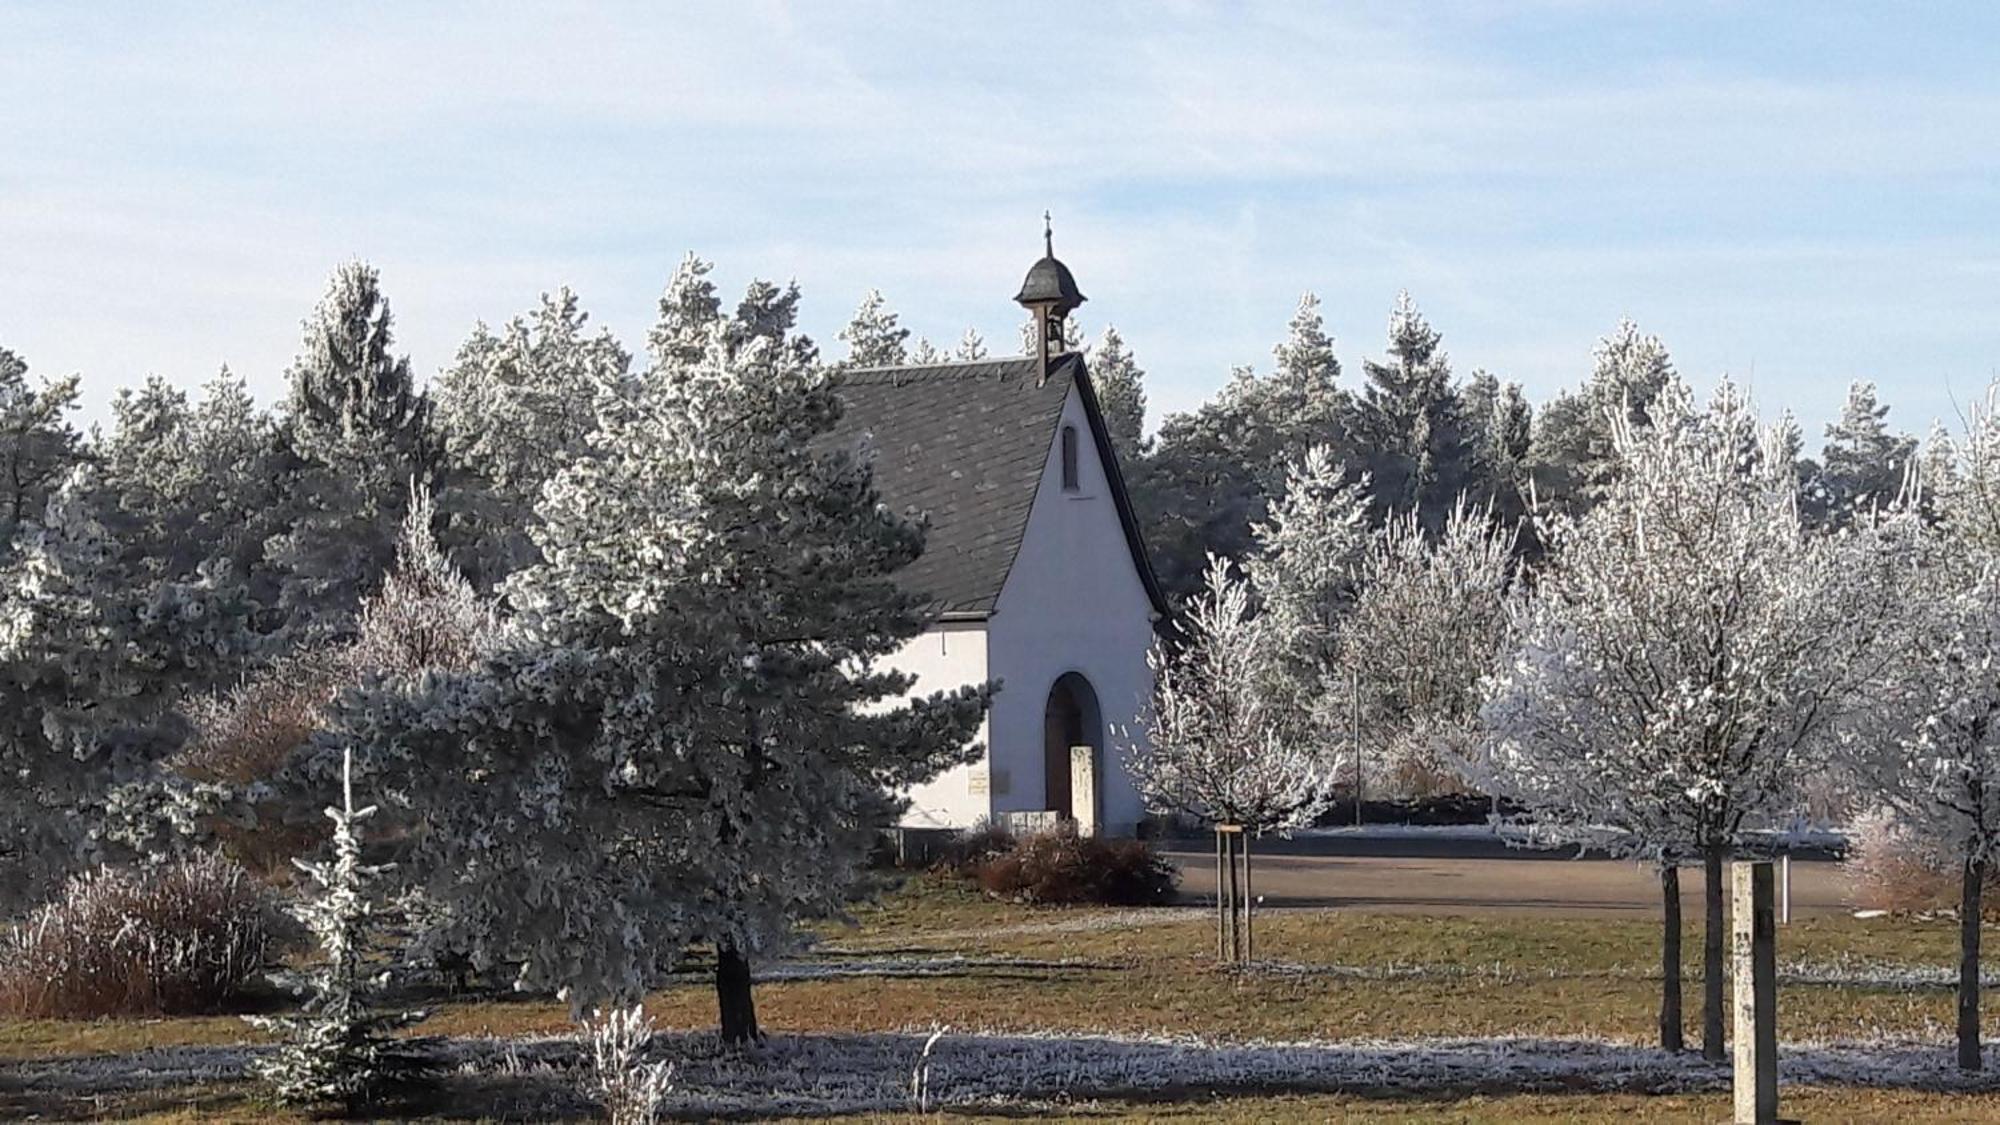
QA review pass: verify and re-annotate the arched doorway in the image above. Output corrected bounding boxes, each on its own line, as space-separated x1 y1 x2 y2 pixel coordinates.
1043 672 1103 823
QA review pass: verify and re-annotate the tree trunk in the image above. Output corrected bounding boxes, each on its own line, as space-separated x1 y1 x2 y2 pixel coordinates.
1225 831 1243 963
715 944 760 1045
1660 864 1684 1053
1702 844 1726 1062
1961 856 1985 1072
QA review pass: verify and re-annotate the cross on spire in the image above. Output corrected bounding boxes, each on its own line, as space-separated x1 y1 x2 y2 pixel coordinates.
1044 210 1053 257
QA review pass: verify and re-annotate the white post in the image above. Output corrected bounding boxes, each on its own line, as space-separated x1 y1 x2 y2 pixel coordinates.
1732 860 1782 1125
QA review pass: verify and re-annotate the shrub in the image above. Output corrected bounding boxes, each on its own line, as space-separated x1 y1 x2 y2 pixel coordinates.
0 852 275 1018
1846 805 2000 917
969 828 1177 906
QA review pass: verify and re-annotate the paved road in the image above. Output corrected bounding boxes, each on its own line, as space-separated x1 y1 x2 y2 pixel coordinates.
1163 841 1856 920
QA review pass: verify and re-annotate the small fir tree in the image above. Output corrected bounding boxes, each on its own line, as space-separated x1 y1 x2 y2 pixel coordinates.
248 747 432 1113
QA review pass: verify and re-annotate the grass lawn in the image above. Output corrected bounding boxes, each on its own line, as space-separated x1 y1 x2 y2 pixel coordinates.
7 874 2000 1121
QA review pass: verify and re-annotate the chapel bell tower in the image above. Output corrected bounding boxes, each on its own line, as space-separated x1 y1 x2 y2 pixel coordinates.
1014 212 1087 383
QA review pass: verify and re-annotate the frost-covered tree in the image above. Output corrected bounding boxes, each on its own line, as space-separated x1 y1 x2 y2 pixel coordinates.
839 289 910 367
0 346 82 557
434 288 632 586
1352 291 1477 526
1127 555 1334 957
1272 292 1340 394
1090 326 1148 462
1478 379 1895 1059
1527 318 1676 515
1142 299 1356 601
97 372 284 617
954 327 989 361
1246 445 1370 699
909 337 942 364
248 748 432 1113
1342 502 1517 796
0 468 252 911
1840 522 2000 1071
645 253 722 370
329 319 987 1042
1818 381 1916 525
268 262 437 634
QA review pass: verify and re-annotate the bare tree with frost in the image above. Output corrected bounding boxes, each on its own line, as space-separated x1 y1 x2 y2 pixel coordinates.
1341 502 1518 796
1476 377 1894 1059
1126 554 1335 960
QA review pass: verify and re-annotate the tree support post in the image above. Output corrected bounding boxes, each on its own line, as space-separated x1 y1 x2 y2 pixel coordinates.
1730 860 1790 1124
1215 825 1249 964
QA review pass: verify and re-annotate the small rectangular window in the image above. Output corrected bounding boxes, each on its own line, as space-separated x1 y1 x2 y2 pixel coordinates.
1061 425 1080 491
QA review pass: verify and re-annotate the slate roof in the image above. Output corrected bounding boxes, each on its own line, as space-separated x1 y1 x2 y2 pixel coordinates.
830 353 1166 620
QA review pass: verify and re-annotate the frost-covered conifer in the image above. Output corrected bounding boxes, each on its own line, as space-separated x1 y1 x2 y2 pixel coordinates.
0 345 82 557
954 327 989 361
435 288 632 586
1090 326 1148 461
1478 378 1894 1058
249 748 432 1112
839 289 911 367
1819 381 1917 525
1526 318 1676 515
268 262 437 634
646 253 722 370
1247 445 1370 699
1352 292 1478 527
330 317 987 1043
1 467 252 910
1271 293 1340 394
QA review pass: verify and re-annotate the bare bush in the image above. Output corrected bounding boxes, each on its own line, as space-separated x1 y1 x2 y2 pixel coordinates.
583 1004 675 1125
0 852 275 1018
968 828 1177 906
1847 805 2000 916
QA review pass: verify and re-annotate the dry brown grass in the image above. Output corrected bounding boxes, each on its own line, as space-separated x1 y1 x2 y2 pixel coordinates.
0 853 276 1020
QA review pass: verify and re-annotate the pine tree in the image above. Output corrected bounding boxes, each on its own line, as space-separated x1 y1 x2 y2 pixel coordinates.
248 748 433 1113
434 288 632 586
268 262 437 635
1820 381 1917 525
1271 293 1340 394
1090 326 1148 461
332 316 988 1041
0 346 82 557
1526 318 1676 515
645 253 722 370
954 327 988 361
839 289 910 367
0 467 251 910
1353 292 1476 526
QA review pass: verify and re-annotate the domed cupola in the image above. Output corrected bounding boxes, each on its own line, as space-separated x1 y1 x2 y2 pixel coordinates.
1016 212 1086 380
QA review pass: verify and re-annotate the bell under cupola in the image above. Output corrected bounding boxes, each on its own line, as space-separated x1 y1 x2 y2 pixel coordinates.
1014 212 1086 383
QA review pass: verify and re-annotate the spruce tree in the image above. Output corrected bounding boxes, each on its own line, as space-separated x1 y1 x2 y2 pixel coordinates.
838 289 910 367
1090 326 1148 461
1819 380 1917 525
248 748 433 1113
268 262 436 635
0 346 82 557
1353 292 1475 527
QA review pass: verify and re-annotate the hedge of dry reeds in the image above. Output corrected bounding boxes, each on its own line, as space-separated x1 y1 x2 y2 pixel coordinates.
0 851 276 1018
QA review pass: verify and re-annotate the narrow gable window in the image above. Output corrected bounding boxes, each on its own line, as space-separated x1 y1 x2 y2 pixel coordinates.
1061 424 1080 491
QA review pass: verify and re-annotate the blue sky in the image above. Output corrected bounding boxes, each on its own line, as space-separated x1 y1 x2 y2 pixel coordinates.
4 2 1998 440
